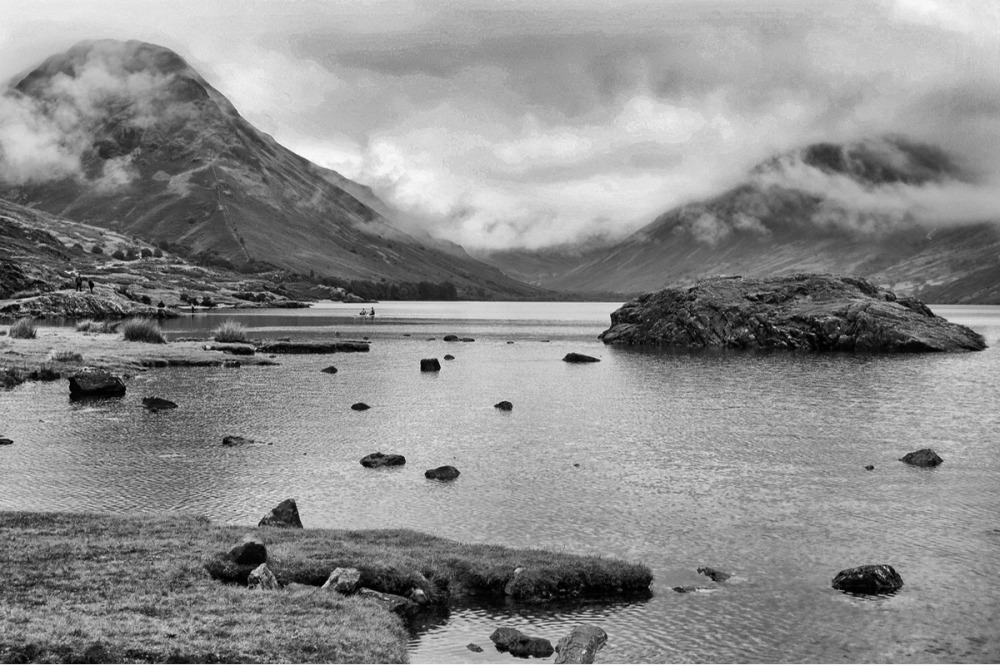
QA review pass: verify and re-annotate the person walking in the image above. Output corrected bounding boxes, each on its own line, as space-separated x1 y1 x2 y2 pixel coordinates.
88 278 94 294
75 274 83 292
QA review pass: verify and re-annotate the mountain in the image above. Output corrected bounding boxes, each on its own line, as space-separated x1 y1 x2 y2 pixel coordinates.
0 40 546 299
481 138 1000 303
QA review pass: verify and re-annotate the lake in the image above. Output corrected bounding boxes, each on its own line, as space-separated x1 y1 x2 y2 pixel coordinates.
2 301 999 663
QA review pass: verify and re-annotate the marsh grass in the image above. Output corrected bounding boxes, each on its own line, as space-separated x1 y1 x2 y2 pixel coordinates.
49 350 84 363
0 512 408 664
9 317 36 339
213 319 249 344
121 318 166 344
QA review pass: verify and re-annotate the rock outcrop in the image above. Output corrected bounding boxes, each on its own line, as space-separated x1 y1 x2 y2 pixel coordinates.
555 625 608 664
258 498 303 528
0 291 176 320
68 369 126 398
831 564 903 595
599 274 987 352
360 452 406 468
900 448 943 467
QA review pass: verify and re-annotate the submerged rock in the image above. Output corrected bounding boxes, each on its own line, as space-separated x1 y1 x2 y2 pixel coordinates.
832 564 903 595
420 358 441 372
697 566 731 582
321 567 361 594
229 535 267 565
256 340 369 353
494 400 513 411
222 435 258 447
555 625 608 664
599 274 987 352
900 448 943 467
361 452 406 468
424 465 460 480
68 369 126 398
142 396 177 411
563 352 600 363
258 498 303 528
490 627 554 658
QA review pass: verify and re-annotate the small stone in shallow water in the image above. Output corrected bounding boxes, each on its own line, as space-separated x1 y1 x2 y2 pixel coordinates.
443 354 455 360
563 352 600 363
424 465 460 480
360 452 406 468
494 400 513 411
865 464 875 471
321 365 338 374
467 644 483 653
697 567 731 582
420 358 441 372
899 448 942 467
0 438 12 446
831 564 903 595
351 402 370 411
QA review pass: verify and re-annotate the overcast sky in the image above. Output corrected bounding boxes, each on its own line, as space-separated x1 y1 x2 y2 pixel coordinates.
2 0 999 250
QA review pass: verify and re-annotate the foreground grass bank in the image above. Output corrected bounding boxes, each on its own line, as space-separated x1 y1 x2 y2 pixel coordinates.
0 512 653 663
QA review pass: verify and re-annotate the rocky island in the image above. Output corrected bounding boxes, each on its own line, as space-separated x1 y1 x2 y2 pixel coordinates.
599 274 987 352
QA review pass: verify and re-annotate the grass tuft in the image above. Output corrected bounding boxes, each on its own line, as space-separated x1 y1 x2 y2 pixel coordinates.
48 350 84 363
213 319 249 344
121 318 167 344
9 317 36 339
76 320 119 334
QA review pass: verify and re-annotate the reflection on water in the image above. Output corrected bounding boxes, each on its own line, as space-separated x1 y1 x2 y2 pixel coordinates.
3 303 1000 662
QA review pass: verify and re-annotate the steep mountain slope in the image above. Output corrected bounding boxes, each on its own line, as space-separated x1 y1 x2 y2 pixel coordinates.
0 40 545 299
483 138 1000 302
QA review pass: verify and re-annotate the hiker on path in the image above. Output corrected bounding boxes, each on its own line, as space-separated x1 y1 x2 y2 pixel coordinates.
75 275 82 292
88 279 94 294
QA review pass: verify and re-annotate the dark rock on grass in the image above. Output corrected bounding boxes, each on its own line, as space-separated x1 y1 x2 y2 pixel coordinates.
832 564 903 595
229 535 267 565
420 358 441 372
258 498 303 529
256 340 369 354
361 452 406 468
494 400 513 411
443 354 455 360
555 625 608 664
443 335 459 342
357 588 418 617
142 396 177 411
900 448 943 467
0 438 12 446
321 366 338 374
563 352 600 363
600 274 987 352
697 566 731 582
248 563 279 590
424 465 460 481
865 464 875 471
672 585 714 593
68 369 126 398
490 627 554 658
322 567 361 594
351 402 371 411
467 644 484 653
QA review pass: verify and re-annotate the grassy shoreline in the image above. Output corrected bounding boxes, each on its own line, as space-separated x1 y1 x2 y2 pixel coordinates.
0 511 652 664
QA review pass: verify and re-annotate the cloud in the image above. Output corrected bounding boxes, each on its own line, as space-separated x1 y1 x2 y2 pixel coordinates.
1 1 999 249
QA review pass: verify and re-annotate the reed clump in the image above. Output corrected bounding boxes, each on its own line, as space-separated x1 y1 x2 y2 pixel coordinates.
8 317 36 339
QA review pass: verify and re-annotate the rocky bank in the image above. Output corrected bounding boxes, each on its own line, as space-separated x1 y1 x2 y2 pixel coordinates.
599 274 987 353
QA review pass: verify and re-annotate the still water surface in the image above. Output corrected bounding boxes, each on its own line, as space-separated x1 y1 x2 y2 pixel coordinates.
2 302 999 663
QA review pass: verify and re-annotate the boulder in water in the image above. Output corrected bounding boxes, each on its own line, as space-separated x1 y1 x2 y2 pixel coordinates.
494 400 513 411
424 465 460 480
563 352 600 363
420 358 441 372
360 452 406 468
831 564 903 595
321 365 338 374
490 627 554 658
68 369 126 398
351 402 370 411
258 498 303 528
555 625 608 664
142 396 177 411
697 566 731 582
899 448 943 467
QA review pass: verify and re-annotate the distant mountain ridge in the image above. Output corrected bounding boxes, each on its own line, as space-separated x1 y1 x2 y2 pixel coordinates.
0 39 546 299
481 138 1000 303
